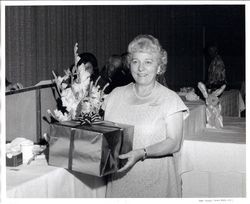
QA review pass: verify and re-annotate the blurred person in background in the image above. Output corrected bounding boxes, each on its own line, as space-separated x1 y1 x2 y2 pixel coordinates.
77 52 99 82
98 54 122 94
109 52 135 88
6 78 23 91
206 45 226 92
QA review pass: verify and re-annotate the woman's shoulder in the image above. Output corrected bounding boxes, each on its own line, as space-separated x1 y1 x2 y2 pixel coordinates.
111 83 132 93
103 83 133 110
156 82 180 100
156 83 189 118
106 83 133 99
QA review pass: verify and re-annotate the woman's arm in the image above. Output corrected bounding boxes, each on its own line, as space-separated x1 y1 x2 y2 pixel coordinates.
118 111 184 172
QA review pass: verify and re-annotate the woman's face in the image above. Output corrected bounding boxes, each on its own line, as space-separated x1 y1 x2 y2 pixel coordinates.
85 62 94 75
130 52 160 86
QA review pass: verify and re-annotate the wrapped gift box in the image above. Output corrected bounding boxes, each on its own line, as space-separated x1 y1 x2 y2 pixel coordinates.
6 152 23 167
48 121 133 177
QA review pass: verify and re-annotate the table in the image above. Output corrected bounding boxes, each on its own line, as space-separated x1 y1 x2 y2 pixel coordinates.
183 100 206 139
220 89 245 117
5 100 207 198
179 117 246 197
181 89 245 117
7 155 106 198
6 98 245 198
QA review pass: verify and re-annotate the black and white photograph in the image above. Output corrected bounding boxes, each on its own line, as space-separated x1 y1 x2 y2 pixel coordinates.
0 0 248 202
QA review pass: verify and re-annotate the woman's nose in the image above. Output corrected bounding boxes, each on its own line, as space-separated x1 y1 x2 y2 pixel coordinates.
138 62 144 71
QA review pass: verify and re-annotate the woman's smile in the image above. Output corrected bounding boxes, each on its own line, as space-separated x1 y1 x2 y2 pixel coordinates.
137 72 148 77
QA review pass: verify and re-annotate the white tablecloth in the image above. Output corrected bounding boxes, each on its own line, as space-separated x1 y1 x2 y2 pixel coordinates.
220 89 245 117
184 100 206 139
6 98 246 198
7 156 106 198
179 117 246 198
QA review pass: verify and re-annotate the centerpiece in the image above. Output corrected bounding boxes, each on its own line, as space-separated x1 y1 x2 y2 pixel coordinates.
48 42 109 125
198 82 226 128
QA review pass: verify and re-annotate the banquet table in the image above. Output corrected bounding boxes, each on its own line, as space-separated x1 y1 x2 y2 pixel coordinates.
220 89 245 117
7 155 106 198
183 100 206 139
6 97 245 198
179 116 246 198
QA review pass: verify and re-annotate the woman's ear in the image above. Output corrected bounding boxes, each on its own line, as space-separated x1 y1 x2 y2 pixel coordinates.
157 66 161 74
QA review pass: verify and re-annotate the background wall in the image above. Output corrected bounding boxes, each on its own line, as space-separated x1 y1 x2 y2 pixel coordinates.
5 5 245 91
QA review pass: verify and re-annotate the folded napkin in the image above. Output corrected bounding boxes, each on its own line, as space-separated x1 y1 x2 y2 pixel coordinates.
178 87 200 101
185 91 200 101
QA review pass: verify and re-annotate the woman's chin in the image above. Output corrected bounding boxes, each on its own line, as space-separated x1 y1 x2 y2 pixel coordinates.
134 78 147 85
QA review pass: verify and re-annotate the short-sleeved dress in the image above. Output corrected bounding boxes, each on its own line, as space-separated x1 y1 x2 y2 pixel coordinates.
104 82 188 198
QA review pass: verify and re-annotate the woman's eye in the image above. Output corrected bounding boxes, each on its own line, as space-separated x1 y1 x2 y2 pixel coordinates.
145 60 152 65
131 60 138 64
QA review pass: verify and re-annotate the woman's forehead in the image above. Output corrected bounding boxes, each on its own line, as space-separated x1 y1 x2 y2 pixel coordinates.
132 51 159 59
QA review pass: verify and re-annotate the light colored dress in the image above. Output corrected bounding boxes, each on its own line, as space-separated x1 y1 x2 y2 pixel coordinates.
104 82 188 198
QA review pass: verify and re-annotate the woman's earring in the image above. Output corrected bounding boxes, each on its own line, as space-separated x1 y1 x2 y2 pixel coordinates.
157 68 161 75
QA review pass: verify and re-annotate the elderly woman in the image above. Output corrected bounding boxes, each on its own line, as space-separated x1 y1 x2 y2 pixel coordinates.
103 34 189 197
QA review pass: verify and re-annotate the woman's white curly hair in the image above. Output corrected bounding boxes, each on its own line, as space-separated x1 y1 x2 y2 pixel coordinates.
127 34 168 75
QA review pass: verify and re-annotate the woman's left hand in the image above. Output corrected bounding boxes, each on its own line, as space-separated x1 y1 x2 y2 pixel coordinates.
118 149 144 172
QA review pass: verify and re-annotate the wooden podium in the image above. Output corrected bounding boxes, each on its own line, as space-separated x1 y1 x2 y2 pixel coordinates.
6 83 59 143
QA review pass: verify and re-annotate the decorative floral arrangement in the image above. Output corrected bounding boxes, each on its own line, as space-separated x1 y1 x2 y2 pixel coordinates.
48 43 109 124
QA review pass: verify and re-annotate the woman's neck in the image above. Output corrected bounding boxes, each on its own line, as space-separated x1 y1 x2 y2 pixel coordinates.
133 82 157 98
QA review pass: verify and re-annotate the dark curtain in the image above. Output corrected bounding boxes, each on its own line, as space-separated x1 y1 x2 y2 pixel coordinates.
5 5 244 90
